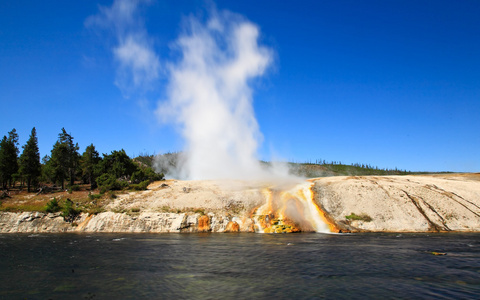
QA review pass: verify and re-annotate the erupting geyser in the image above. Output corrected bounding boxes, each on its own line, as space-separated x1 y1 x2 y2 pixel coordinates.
152 9 332 233
92 1 331 233
156 10 271 181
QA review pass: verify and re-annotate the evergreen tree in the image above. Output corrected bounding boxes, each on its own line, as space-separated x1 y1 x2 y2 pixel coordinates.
50 141 68 189
98 149 138 179
19 128 41 192
0 129 20 188
81 144 101 190
8 129 20 187
0 136 7 188
49 128 79 189
58 128 80 187
41 155 54 183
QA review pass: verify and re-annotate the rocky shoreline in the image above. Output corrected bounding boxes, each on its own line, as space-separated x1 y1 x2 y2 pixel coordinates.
1 174 479 234
0 211 253 233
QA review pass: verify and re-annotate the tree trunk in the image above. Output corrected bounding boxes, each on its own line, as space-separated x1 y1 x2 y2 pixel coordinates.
90 173 94 190
27 177 31 193
70 169 75 188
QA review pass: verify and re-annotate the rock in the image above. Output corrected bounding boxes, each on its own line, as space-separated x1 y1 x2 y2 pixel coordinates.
197 215 211 232
224 221 240 232
312 175 480 232
0 211 257 233
431 251 447 256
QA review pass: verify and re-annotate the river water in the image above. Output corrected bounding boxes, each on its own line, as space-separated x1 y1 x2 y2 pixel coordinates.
1 233 479 299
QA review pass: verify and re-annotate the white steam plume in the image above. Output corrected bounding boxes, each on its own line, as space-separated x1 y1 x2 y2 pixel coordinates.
156 11 274 180
88 2 296 181
86 0 160 95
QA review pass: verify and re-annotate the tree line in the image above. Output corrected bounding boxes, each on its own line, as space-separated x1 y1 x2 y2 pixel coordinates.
0 127 163 193
302 158 411 174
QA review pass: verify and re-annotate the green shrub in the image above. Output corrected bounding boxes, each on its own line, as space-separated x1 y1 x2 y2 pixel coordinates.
131 207 140 213
45 198 61 213
345 212 372 222
88 193 102 200
96 173 116 191
66 184 81 193
160 205 171 212
131 168 164 184
131 170 144 184
87 206 104 215
61 199 80 223
130 180 150 191
96 173 128 192
145 167 164 181
193 208 205 215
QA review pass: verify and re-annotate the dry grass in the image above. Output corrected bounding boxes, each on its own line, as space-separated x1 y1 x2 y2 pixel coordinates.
0 184 120 213
431 173 480 181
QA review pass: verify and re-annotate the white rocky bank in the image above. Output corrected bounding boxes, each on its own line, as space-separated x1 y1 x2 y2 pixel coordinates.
314 174 480 232
0 174 479 233
0 211 249 233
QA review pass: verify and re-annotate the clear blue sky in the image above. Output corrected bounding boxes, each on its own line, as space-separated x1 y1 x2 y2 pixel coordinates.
1 0 479 172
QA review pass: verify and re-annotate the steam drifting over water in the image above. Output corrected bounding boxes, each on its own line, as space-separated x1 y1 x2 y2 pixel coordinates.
156 10 282 180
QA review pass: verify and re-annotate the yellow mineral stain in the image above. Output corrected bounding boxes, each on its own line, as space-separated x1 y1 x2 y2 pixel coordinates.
224 221 240 232
75 214 93 231
252 181 333 233
307 182 341 233
197 215 211 232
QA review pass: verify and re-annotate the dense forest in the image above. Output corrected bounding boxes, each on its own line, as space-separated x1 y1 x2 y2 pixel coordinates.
0 127 164 195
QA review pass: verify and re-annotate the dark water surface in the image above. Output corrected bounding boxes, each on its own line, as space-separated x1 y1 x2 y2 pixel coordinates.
1 233 479 299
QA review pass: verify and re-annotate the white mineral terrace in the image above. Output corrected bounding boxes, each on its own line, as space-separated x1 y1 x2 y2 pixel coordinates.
1 174 479 233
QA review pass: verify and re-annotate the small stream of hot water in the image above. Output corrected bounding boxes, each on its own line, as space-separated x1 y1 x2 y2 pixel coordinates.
252 181 332 233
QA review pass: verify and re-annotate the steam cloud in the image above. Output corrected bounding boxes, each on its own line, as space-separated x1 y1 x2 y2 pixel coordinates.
157 11 273 180
86 0 160 95
89 1 296 181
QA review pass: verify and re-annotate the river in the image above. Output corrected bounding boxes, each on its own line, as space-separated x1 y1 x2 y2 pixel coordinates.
1 233 479 299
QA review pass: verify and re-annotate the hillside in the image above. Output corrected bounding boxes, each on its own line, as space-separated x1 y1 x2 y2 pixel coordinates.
139 153 443 178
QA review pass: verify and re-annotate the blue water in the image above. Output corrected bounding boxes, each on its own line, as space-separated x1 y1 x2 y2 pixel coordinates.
1 233 479 299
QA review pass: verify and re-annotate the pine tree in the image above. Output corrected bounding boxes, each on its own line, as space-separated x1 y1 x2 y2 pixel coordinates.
50 128 80 189
98 149 138 179
0 136 7 188
58 128 80 187
19 128 42 192
41 155 54 183
81 144 101 190
0 129 20 188
50 141 68 189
